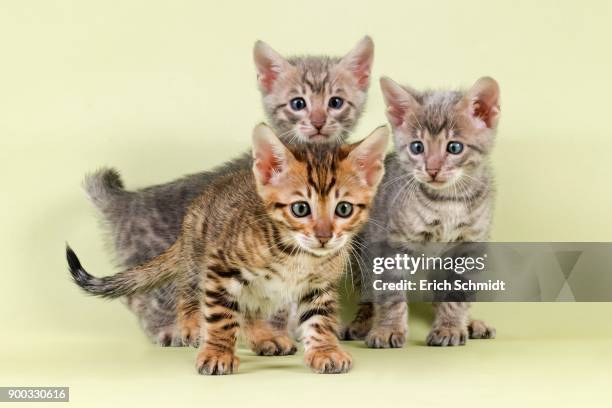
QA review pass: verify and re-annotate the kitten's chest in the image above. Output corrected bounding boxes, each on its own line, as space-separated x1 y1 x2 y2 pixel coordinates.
391 199 489 243
232 256 319 315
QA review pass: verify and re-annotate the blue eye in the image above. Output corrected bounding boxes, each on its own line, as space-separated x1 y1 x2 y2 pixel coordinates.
291 201 311 217
409 141 424 155
328 97 344 109
447 141 464 154
335 201 353 218
290 97 306 111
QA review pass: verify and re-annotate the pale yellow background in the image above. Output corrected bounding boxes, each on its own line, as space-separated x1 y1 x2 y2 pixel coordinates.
1 1 611 407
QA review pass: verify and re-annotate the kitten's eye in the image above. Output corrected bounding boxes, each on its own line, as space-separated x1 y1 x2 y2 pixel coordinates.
447 141 464 154
290 201 311 217
409 141 424 155
328 97 344 109
335 201 353 218
290 97 307 111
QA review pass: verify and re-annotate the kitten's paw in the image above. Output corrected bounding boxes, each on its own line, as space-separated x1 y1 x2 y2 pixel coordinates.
196 349 240 375
251 335 297 356
305 347 352 374
341 321 372 341
179 316 201 347
152 326 184 347
468 319 496 339
365 326 407 348
145 324 183 347
426 326 468 347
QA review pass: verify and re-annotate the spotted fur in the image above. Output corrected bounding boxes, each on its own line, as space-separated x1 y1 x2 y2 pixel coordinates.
81 37 374 345
68 124 388 374
344 77 500 348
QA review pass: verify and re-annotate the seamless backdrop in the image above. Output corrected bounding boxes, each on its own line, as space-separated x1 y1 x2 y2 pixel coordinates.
1 1 611 407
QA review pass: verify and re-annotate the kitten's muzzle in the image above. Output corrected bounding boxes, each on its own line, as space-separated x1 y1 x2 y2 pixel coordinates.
426 168 441 179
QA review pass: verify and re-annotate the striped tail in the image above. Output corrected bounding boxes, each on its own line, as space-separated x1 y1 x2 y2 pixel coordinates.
66 243 179 299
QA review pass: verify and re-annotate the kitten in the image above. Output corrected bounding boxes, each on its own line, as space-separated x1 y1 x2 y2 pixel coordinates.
68 123 389 374
83 37 374 345
343 76 500 347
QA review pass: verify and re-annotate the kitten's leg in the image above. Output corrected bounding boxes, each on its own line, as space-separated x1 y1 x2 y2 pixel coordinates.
427 302 470 346
298 285 352 374
176 258 202 347
125 287 183 347
365 301 408 348
195 268 240 375
342 302 374 340
243 310 297 356
340 251 374 340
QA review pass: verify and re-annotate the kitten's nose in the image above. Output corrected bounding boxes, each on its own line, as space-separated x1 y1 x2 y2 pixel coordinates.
316 235 332 246
310 110 326 130
426 168 440 179
314 219 332 246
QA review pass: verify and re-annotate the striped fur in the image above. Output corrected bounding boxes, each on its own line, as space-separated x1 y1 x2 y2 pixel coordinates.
68 124 388 374
80 37 374 345
344 77 500 348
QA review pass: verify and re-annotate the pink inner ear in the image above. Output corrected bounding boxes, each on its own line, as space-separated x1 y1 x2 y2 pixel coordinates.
255 150 283 185
387 105 406 127
258 69 278 93
352 63 371 90
471 99 500 129
355 157 383 187
353 64 370 90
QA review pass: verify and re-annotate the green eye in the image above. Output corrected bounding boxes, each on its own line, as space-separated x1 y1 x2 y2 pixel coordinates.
335 201 353 218
447 141 464 154
291 201 311 217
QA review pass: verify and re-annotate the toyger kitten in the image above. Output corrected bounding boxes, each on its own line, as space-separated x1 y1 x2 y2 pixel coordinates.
344 77 500 348
83 37 374 345
68 123 389 374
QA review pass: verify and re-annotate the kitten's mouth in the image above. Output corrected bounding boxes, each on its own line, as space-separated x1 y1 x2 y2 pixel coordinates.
298 242 341 257
308 133 330 141
427 180 449 188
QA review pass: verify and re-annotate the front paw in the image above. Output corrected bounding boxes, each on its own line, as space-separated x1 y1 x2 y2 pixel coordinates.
468 319 496 339
305 347 352 374
426 326 468 347
251 335 297 356
196 349 240 375
179 316 201 347
365 326 407 348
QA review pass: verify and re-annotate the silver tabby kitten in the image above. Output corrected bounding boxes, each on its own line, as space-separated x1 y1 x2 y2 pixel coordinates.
84 37 374 346
344 76 500 348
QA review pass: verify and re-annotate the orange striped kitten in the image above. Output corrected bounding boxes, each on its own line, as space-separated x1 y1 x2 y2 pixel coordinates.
67 123 388 374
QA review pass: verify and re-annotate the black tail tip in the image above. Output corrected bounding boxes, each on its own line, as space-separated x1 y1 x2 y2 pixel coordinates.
66 244 83 277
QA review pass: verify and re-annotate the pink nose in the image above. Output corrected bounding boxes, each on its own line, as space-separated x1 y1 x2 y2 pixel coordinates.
310 111 326 129
317 236 331 245
427 168 440 179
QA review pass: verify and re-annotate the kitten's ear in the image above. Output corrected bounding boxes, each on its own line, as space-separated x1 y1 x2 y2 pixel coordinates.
380 76 420 128
348 125 389 188
340 36 374 90
253 41 291 94
252 123 294 186
463 76 501 129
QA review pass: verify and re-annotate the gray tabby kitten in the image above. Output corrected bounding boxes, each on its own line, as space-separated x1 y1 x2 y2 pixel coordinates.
85 37 374 346
344 76 500 347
